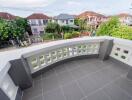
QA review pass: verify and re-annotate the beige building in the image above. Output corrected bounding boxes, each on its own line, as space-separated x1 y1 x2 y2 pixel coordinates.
77 11 107 29
117 13 132 26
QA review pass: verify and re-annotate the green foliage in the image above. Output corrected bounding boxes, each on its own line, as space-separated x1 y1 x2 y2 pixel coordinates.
96 17 120 36
61 25 74 33
45 22 61 34
64 31 80 39
74 18 89 32
111 25 132 40
42 33 61 40
64 33 72 39
96 16 132 40
0 18 29 41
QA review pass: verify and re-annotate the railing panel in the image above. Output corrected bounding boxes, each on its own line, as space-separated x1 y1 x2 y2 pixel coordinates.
26 42 100 73
110 38 132 66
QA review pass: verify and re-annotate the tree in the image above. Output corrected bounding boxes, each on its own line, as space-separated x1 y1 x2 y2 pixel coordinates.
15 18 32 36
96 16 132 40
0 18 29 43
61 25 73 33
45 22 61 34
96 17 120 36
111 25 132 40
74 18 88 32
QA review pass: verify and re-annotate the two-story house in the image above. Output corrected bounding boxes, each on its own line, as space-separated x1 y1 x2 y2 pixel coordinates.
27 13 50 35
117 13 132 26
53 14 75 26
77 11 107 29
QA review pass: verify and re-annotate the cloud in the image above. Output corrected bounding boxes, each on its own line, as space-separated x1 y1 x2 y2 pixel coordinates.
67 1 81 6
0 0 56 8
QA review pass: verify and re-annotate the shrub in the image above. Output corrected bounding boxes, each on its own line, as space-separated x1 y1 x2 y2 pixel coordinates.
72 31 80 37
111 25 132 40
64 31 80 39
64 33 72 39
42 33 61 40
96 17 120 36
45 22 61 34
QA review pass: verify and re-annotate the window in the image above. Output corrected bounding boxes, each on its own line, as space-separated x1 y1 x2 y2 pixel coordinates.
40 31 44 34
31 20 36 26
43 20 48 25
70 20 73 22
33 28 38 33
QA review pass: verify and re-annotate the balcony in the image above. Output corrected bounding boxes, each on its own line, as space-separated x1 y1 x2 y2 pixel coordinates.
0 36 132 100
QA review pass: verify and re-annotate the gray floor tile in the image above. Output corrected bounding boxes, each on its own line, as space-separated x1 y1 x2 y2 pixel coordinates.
42 74 59 93
33 75 42 82
78 75 101 95
65 61 80 71
103 83 132 100
43 88 65 100
57 70 74 86
54 64 68 73
62 81 84 100
42 69 56 79
30 95 43 100
33 80 42 91
91 67 120 86
87 90 110 100
70 66 89 80
23 89 42 100
113 77 132 96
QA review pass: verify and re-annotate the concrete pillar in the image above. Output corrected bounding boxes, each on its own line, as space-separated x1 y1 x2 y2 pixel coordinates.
0 89 9 100
99 39 113 60
8 56 33 90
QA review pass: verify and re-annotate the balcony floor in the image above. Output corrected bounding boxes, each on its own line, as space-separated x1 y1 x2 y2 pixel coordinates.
22 58 132 100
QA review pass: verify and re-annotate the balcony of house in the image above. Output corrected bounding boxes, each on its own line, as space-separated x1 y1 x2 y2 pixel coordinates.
0 36 132 100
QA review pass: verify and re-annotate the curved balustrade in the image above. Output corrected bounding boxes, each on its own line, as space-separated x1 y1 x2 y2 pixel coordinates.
23 37 103 73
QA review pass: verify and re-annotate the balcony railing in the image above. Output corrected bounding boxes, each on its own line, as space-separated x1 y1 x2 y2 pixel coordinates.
0 36 132 100
23 37 103 73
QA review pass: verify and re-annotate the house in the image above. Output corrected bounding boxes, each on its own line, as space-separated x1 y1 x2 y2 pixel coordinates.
77 11 107 29
0 12 16 20
117 13 132 26
53 14 75 26
27 13 50 35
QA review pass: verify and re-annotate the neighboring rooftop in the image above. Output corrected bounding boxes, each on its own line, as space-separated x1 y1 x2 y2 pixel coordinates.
0 12 16 20
27 13 50 19
117 13 132 18
77 11 106 19
54 14 75 20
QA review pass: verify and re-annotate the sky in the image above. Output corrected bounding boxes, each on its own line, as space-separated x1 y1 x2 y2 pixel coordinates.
0 0 132 17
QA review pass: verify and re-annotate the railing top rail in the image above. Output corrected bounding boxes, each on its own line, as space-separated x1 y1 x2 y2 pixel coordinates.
112 37 132 48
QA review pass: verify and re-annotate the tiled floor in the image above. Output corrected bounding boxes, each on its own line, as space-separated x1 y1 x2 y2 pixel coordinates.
22 58 132 100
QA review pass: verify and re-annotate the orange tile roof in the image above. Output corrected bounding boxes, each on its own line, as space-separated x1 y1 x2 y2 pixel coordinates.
117 13 132 17
27 13 50 19
0 12 16 20
77 11 106 19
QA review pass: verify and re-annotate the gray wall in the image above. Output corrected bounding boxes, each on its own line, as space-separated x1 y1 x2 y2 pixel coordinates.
0 88 10 100
8 57 33 90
